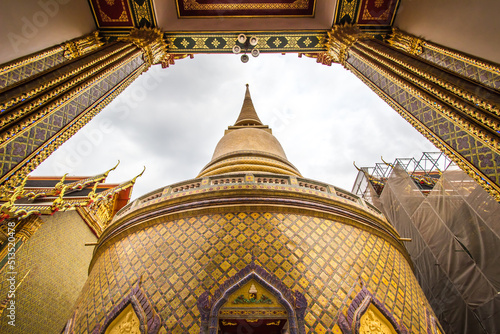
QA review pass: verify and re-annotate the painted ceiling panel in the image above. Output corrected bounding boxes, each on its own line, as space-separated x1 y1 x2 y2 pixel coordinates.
86 0 400 33
356 0 399 25
334 0 399 26
175 0 316 18
89 0 134 28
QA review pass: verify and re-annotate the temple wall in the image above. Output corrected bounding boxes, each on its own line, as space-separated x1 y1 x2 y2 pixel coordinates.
71 209 436 333
0 211 97 333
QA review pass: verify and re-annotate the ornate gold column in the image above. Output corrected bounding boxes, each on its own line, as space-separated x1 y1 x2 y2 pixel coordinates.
0 28 188 191
321 25 500 201
387 28 500 91
0 32 103 90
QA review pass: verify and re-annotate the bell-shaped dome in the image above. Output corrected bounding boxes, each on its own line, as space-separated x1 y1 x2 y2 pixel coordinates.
198 85 301 177
211 128 287 161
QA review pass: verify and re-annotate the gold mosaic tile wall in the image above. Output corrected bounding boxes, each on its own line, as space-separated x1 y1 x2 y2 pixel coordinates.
0 211 97 333
71 210 434 333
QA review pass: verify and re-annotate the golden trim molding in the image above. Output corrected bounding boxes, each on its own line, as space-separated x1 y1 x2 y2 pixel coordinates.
0 43 132 113
358 40 500 118
324 25 369 66
388 28 500 77
349 48 500 154
0 47 142 146
353 42 500 133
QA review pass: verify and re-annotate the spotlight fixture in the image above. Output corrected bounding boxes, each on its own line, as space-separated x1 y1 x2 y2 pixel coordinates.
233 34 260 63
249 36 258 46
232 45 241 54
237 34 247 44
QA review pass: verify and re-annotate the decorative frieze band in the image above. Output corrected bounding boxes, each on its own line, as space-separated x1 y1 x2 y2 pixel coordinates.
165 31 325 54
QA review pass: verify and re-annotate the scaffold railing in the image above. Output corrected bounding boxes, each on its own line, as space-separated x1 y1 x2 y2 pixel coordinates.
352 152 454 203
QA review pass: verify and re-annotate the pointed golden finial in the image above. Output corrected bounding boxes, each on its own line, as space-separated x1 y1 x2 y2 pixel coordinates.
54 173 68 192
381 156 395 168
51 184 70 210
8 175 28 202
353 161 374 181
131 166 146 184
103 160 120 179
89 179 100 198
87 181 103 203
0 176 29 215
84 161 121 199
88 166 146 204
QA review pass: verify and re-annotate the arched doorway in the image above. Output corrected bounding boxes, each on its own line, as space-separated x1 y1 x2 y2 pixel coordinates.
198 263 307 334
217 278 289 334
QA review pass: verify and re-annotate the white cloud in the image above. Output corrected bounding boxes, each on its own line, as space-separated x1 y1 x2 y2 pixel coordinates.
32 54 437 199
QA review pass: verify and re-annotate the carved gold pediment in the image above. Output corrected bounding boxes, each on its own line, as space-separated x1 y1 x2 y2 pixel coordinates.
359 304 397 334
104 304 140 334
220 278 285 310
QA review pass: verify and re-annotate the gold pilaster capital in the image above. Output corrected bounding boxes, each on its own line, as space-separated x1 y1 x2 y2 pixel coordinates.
62 31 104 60
299 53 334 66
387 28 424 56
120 27 169 68
323 25 368 66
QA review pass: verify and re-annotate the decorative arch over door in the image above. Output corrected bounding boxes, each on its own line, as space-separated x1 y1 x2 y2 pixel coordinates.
337 286 408 334
91 280 161 334
197 262 307 334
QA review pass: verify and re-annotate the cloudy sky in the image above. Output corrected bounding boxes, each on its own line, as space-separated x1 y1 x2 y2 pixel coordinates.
31 54 437 199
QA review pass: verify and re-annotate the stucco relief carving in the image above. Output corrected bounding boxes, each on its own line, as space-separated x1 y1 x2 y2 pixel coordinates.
105 305 140 334
360 309 393 334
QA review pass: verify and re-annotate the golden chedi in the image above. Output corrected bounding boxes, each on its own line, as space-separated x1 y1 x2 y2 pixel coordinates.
66 85 443 334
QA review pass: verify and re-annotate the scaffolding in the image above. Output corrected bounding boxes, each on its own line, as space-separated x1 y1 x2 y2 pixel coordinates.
352 152 454 204
351 152 500 333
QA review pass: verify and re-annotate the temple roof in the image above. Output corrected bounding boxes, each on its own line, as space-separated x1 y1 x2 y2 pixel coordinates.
198 85 301 177
0 164 141 227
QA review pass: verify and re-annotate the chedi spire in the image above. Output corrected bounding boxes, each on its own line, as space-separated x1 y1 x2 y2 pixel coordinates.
234 84 263 126
197 85 301 177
